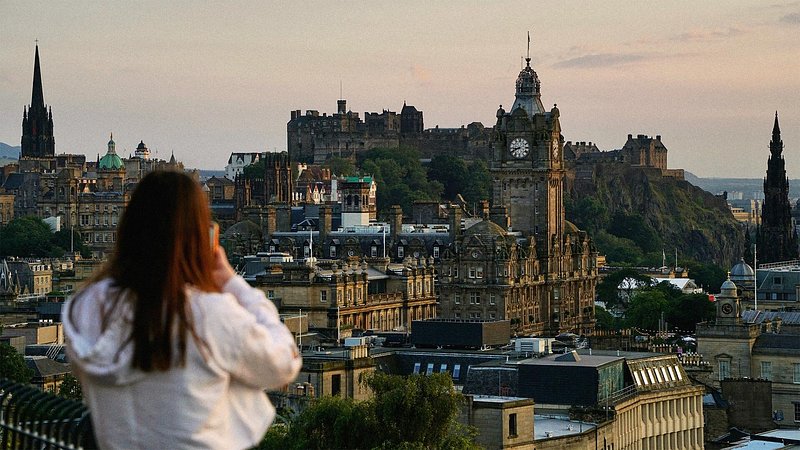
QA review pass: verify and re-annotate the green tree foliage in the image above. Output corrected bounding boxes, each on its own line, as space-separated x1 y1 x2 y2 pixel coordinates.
241 159 265 179
625 290 669 330
607 212 662 253
594 305 619 330
666 293 715 332
569 197 609 235
596 268 652 309
57 373 83 400
322 157 358 177
358 147 443 214
259 372 479 450
592 231 644 266
0 344 33 383
682 260 727 293
426 157 491 206
0 216 90 258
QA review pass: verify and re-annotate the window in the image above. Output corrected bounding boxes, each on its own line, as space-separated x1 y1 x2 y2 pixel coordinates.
426 363 434 375
508 413 518 438
413 363 421 374
476 266 483 278
454 294 461 304
331 374 342 396
371 246 377 257
489 313 496 320
470 292 481 304
490 294 496 305
761 361 773 381
440 364 447 373
774 277 783 285
433 246 439 259
453 365 461 379
330 246 337 258
468 267 476 278
397 246 404 258
719 360 730 381
453 267 459 278
320 291 327 302
304 245 310 257
794 364 800 383
267 290 275 299
795 403 800 422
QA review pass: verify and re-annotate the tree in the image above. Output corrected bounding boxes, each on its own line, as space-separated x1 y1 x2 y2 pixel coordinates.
461 161 492 206
57 373 83 400
568 196 609 235
607 212 662 254
666 293 715 333
682 260 726 293
625 290 669 331
0 216 90 258
358 147 443 214
0 344 33 383
592 231 644 266
596 268 652 309
259 372 479 450
322 157 357 177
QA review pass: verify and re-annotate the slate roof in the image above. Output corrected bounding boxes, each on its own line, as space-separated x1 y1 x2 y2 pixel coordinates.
752 333 800 356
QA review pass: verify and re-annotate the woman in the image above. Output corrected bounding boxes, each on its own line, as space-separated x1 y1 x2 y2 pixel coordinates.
63 170 301 449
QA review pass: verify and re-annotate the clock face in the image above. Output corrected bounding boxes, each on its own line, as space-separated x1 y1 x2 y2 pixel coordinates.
721 303 733 314
551 140 559 159
509 138 529 158
471 250 480 259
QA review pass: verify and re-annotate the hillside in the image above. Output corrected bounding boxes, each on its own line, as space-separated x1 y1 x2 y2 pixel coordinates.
567 163 744 267
0 142 20 160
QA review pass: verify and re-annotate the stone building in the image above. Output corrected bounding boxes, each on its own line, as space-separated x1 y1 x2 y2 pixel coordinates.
757 112 798 264
254 257 437 335
697 276 800 427
438 52 597 336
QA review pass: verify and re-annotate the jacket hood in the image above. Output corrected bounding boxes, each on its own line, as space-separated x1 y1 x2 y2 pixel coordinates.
63 279 145 386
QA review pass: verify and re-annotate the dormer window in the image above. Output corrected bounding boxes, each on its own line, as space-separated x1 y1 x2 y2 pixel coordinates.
397 246 405 258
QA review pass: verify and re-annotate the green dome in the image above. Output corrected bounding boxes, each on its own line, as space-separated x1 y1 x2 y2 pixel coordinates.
99 152 124 170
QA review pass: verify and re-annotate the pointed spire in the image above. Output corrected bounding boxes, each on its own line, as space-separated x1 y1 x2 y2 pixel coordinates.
31 44 44 110
773 111 781 141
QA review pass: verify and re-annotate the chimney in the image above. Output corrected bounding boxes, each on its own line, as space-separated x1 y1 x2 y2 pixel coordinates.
291 110 298 120
319 205 332 243
656 135 661 141
449 205 462 240
390 205 403 241
276 205 291 232
490 206 509 230
627 134 633 140
263 206 277 239
480 200 490 219
337 99 347 114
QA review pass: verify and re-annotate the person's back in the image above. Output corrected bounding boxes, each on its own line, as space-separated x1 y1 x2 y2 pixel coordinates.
63 171 301 449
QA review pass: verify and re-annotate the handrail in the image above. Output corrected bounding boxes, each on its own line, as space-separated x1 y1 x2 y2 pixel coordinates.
0 379 96 449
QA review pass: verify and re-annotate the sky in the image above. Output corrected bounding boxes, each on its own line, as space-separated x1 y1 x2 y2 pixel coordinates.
1 1 799 178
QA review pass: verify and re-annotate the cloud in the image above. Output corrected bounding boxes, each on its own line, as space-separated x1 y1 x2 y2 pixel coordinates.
670 27 746 42
409 64 431 83
553 53 648 69
780 12 800 23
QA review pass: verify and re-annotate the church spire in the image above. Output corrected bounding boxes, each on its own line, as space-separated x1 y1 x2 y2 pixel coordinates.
771 111 783 156
31 44 44 111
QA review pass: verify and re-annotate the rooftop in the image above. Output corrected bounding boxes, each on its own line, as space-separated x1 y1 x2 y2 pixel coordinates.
534 415 596 440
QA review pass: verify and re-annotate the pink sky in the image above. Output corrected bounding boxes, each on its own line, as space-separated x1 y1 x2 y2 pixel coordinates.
1 1 798 177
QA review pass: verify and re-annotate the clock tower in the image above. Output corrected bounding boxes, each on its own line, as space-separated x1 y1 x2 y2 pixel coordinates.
491 55 565 267
715 275 740 325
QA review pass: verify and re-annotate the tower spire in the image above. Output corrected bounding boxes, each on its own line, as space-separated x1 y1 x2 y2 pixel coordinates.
527 31 531 63
31 44 44 110
773 111 781 142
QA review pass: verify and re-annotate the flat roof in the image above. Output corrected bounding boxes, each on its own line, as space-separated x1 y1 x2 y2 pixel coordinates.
534 415 596 440
518 353 623 368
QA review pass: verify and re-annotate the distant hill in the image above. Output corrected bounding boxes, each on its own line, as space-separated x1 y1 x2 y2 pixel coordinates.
567 164 744 267
0 142 19 160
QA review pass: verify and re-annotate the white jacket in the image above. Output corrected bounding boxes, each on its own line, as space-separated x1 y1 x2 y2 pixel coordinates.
63 276 301 450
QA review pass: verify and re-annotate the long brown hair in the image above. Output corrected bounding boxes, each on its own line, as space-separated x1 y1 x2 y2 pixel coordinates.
81 170 218 371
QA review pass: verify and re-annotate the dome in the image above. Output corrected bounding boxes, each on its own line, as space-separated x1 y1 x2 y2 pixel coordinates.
719 276 737 297
730 258 754 279
223 219 262 240
98 152 124 170
136 140 147 150
464 219 506 237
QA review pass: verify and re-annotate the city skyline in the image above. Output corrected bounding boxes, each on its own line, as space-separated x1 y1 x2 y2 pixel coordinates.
1 1 799 177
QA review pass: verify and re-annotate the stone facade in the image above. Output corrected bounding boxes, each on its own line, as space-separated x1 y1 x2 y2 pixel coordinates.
460 396 535 450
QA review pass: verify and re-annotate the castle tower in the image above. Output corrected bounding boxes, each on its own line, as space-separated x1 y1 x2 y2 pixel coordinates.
263 151 293 205
757 112 798 263
20 45 55 158
491 53 564 265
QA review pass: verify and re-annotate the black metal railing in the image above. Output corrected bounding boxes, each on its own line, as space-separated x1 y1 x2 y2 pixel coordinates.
0 379 96 449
